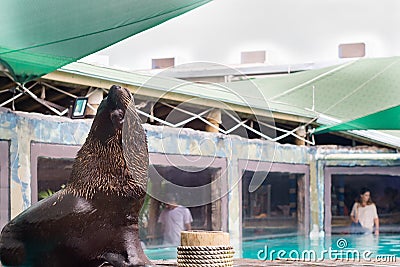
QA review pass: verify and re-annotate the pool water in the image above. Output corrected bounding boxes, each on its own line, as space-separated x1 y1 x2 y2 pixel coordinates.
244 234 400 260
144 234 400 261
145 246 177 260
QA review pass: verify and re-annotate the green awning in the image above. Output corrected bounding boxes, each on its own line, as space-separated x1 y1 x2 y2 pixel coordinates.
315 105 400 134
0 0 211 83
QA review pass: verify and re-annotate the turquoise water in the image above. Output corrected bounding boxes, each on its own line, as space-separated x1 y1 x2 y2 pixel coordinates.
144 234 400 261
243 234 400 260
145 246 178 260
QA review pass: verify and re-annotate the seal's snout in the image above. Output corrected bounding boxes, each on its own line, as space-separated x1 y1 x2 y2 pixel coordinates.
111 109 125 130
107 85 133 131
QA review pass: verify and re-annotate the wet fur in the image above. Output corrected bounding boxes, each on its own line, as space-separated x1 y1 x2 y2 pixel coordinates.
0 85 151 266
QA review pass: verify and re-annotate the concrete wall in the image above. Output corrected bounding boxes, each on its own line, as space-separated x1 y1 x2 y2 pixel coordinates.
144 125 310 254
2 108 399 256
0 108 311 256
313 146 400 236
0 108 91 218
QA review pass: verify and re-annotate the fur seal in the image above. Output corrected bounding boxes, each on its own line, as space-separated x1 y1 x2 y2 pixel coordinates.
0 85 152 266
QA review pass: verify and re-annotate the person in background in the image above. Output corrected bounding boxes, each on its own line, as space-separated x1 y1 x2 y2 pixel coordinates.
350 187 379 235
158 194 193 246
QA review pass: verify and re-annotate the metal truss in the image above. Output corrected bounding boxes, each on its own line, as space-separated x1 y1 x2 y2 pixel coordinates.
0 69 314 145
136 101 316 145
0 70 108 116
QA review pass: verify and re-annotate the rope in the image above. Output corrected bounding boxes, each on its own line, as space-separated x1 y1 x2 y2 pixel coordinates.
177 246 234 267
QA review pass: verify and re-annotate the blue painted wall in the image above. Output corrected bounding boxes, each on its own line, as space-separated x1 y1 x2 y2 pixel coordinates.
1 108 398 254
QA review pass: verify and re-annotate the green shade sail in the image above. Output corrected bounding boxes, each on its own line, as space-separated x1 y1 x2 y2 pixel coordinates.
315 105 400 134
0 0 211 83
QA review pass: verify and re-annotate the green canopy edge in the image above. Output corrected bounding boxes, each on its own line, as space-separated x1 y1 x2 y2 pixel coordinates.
314 105 400 134
0 0 211 83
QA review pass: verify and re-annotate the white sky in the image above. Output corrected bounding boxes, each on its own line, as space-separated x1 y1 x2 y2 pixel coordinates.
86 0 400 70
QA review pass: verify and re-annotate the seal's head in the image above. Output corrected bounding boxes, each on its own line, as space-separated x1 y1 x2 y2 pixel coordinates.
91 85 133 143
66 85 148 199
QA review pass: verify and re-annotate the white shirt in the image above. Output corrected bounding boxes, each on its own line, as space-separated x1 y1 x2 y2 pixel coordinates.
158 206 193 245
351 203 378 231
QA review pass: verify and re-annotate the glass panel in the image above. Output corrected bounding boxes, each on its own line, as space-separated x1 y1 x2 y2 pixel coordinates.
0 141 9 229
140 165 216 257
242 171 299 240
331 174 400 234
37 157 74 201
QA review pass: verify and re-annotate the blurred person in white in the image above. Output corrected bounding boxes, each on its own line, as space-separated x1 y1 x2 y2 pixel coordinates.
350 187 379 235
158 194 193 246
